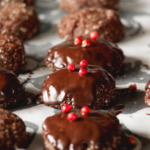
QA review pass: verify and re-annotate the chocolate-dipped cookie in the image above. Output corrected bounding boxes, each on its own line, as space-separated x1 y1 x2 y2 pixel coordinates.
0 68 24 108
58 7 124 42
42 109 135 150
0 108 27 150
60 0 120 13
0 0 35 6
45 36 124 75
0 35 25 73
42 65 116 109
0 2 40 40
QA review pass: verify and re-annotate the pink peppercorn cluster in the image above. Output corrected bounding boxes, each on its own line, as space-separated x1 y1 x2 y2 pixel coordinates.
67 60 88 76
61 104 91 121
74 31 99 47
79 60 88 76
129 84 137 90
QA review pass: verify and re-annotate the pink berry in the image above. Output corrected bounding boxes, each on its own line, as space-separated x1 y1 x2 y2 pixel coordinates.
79 68 87 76
61 104 72 113
67 64 75 71
67 113 78 121
90 31 98 40
82 39 91 47
74 37 82 45
128 137 136 145
81 106 90 115
80 60 88 68
129 84 137 90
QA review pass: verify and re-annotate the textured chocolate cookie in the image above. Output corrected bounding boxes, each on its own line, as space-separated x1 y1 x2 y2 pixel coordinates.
43 111 134 150
0 68 24 108
0 0 35 6
45 37 124 75
145 80 150 106
60 0 120 13
41 65 116 109
0 35 25 73
0 108 27 150
0 2 40 40
58 7 125 42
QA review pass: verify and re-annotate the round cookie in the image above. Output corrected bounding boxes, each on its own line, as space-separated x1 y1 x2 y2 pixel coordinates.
0 0 35 6
0 2 40 40
41 65 116 109
0 108 27 150
42 111 134 150
45 37 124 75
0 35 25 73
58 7 125 42
145 80 150 106
60 0 120 13
0 67 24 108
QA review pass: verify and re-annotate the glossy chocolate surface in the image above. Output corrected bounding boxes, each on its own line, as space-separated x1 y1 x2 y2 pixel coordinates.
46 38 124 75
0 68 23 108
43 112 131 150
42 65 116 108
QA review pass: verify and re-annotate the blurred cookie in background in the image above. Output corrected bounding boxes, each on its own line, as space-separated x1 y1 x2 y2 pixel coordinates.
0 34 26 73
145 80 150 106
60 0 120 13
0 2 40 40
58 7 124 42
0 108 28 150
0 0 35 6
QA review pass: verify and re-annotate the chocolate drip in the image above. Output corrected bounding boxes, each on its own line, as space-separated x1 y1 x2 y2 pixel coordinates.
46 38 124 75
43 112 133 150
42 65 116 109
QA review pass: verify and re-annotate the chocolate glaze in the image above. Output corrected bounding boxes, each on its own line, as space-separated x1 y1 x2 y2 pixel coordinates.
43 112 133 150
42 65 116 109
46 38 124 75
0 67 23 108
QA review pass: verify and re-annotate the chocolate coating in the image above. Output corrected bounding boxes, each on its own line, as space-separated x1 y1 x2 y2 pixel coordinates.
0 2 40 40
60 0 120 13
43 112 132 150
58 7 125 42
46 38 124 75
0 34 25 73
0 68 23 108
0 108 27 150
42 65 116 109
